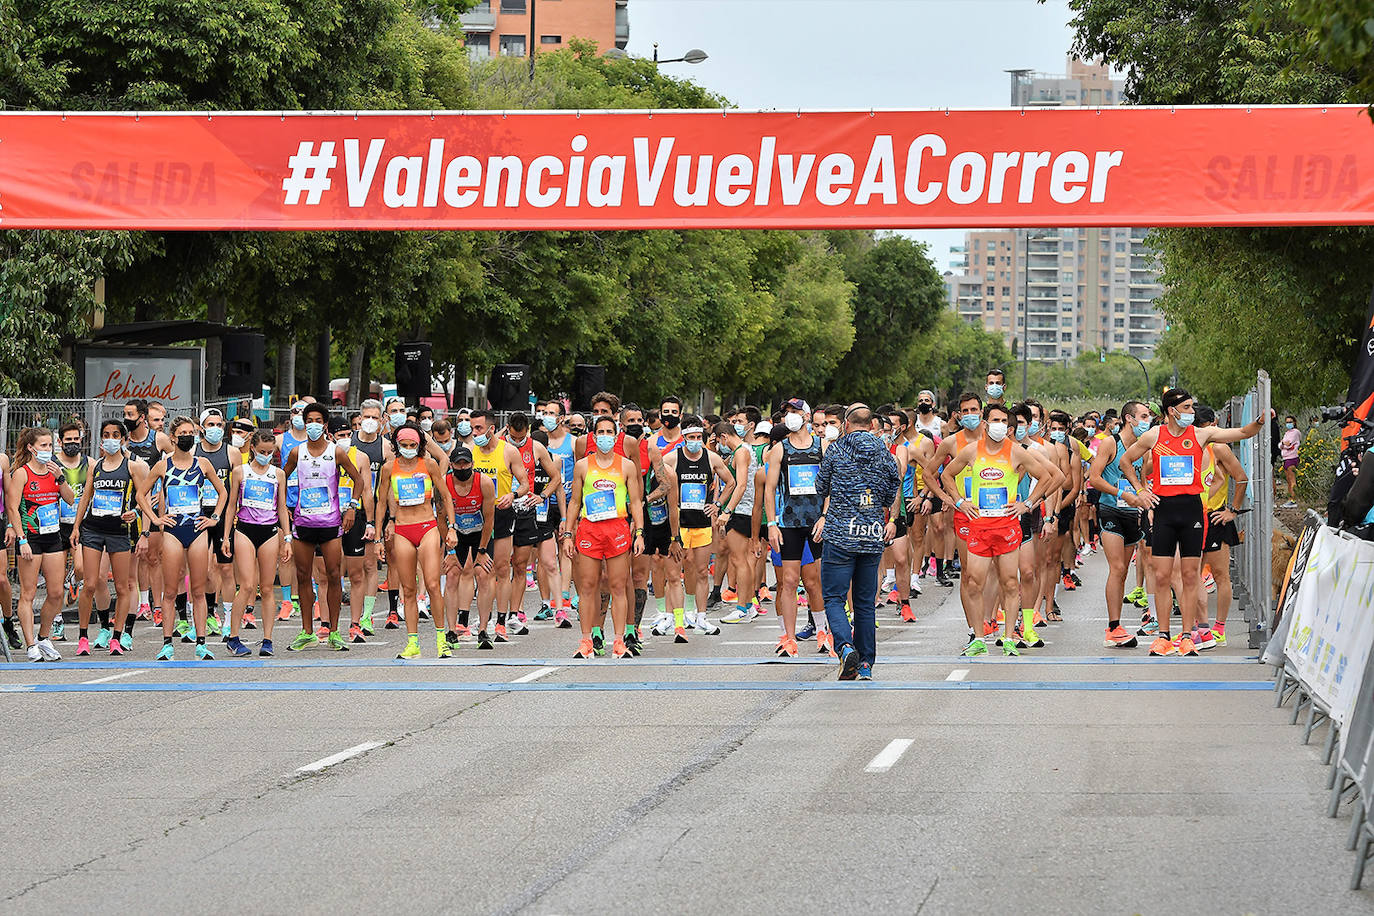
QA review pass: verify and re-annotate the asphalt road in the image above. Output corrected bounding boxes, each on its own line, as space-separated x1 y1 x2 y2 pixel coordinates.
0 549 1367 915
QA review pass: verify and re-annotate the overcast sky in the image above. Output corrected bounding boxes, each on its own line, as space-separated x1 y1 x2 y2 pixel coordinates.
622 0 1079 270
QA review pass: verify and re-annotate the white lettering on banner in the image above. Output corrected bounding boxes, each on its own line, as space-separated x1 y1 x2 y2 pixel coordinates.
326 133 1127 212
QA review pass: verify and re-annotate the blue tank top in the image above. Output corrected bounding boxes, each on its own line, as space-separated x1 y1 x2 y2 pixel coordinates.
163 457 207 527
778 436 823 529
1098 435 1142 513
547 433 575 500
280 429 308 508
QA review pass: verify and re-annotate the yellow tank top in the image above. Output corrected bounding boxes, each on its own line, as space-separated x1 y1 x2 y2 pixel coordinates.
970 438 1020 518
953 429 977 500
471 442 512 498
582 457 628 522
338 446 360 506
390 461 433 509
1202 445 1228 511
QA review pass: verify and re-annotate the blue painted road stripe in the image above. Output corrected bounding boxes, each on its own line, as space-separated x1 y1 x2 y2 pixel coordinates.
0 680 1275 693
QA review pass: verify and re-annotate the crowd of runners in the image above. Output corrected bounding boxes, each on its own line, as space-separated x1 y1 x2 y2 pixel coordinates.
0 373 1263 678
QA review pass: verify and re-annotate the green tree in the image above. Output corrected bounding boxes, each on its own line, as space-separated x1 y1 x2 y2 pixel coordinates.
909 312 1013 407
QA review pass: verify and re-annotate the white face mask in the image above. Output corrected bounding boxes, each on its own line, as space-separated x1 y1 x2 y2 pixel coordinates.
784 412 804 433
987 421 1009 442
231 433 246 450
360 417 380 436
823 426 839 442
420 418 433 432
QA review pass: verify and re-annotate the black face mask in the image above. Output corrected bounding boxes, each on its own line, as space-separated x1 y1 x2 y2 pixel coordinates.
624 424 644 440
918 403 933 414
61 442 82 457
123 417 140 434
661 415 680 429
453 467 473 481
176 434 195 452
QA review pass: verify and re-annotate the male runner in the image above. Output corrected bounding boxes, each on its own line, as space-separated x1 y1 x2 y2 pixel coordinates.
764 397 829 654
1087 399 1152 649
469 409 531 644
1196 405 1247 648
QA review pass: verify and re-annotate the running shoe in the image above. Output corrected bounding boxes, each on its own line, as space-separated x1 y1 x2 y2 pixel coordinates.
119 631 132 651
494 624 509 643
911 577 922 596
1171 601 1181 618
26 645 40 662
837 645 859 680
995 609 1005 628
259 638 274 657
287 630 318 652
349 623 366 644
477 629 493 651
108 637 124 657
1060 573 1075 590
327 631 348 652
437 631 451 659
1127 586 1150 609
1002 639 1020 657
707 588 721 608
206 611 221 634
570 593 580 613
277 601 292 622
880 575 896 597
757 586 773 603
624 631 643 656
385 610 400 630
1177 634 1198 656
137 602 151 621
195 643 215 661
721 606 756 624
936 570 953 588
591 629 605 656
1213 622 1228 646
33 637 59 660
315 623 329 641
220 615 232 639
51 616 66 641
1032 610 1048 629
156 643 175 661
1137 616 1160 637
417 596 430 621
690 612 720 636
554 609 573 629
1202 568 1216 594
451 625 469 639
575 636 595 658
900 604 916 622
243 609 257 630
982 621 997 639
1148 636 1177 657
174 619 190 640
226 636 252 657
534 603 554 621
674 626 689 644
64 575 78 605
817 631 837 657
511 617 530 636
753 599 767 617
721 587 737 603
857 662 873 681
962 637 988 658
612 637 630 659
3 617 21 651
795 622 817 641
397 636 421 660
775 635 798 658
359 610 374 636
1103 626 1138 649
886 588 900 606
798 592 810 607
1069 572 1082 588
94 628 112 650
1021 625 1045 649
650 612 672 637
76 636 90 657
1193 627 1216 651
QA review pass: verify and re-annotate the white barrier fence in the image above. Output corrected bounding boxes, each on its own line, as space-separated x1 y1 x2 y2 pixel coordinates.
1267 513 1374 888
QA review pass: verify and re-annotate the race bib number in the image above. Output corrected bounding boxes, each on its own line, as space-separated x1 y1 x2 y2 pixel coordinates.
91 490 124 518
647 499 668 526
977 487 1010 517
455 509 483 535
200 478 219 507
298 486 332 516
59 498 77 523
242 478 276 512
34 503 59 535
1159 455 1195 487
166 484 199 515
536 497 549 523
680 483 707 511
339 482 353 506
787 464 818 496
584 489 619 522
395 476 426 507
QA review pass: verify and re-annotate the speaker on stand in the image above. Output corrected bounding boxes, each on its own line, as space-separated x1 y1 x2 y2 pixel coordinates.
220 332 265 395
488 363 531 411
395 342 432 402
572 364 606 412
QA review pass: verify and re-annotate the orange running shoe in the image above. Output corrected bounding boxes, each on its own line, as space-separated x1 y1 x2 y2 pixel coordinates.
574 636 594 658
1033 610 1048 628
1103 626 1139 649
817 630 837 657
152 606 163 626
721 587 737 603
1148 636 1178 657
277 601 292 622
899 604 916 622
779 636 798 658
758 586 773 602
494 624 509 643
612 637 629 658
673 626 689 644
982 621 997 638
995 609 1005 627
1177 634 1198 656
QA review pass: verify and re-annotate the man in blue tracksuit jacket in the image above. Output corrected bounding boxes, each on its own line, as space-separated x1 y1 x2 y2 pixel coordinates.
815 405 901 681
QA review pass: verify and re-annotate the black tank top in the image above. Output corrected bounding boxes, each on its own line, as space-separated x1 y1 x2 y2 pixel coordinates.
676 449 713 530
84 456 136 536
195 442 233 510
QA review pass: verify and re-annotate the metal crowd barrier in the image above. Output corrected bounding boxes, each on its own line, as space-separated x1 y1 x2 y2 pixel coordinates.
1220 369 1274 648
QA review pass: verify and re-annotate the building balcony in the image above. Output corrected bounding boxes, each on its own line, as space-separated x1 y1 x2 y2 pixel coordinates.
460 5 495 30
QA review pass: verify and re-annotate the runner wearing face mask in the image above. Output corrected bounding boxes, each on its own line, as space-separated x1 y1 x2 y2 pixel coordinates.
764 398 828 653
1087 400 1152 649
503 412 562 637
221 430 292 657
922 392 987 650
195 409 239 635
336 427 374 644
616 404 668 652
349 399 387 636
663 415 734 641
656 396 685 455
540 400 578 622
123 398 172 624
7 428 78 661
443 446 496 645
274 400 311 623
1041 410 1081 623
468 409 531 648
54 422 90 641
985 369 1007 406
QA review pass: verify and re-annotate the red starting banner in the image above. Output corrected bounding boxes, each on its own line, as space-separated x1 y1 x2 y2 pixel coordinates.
0 107 1370 230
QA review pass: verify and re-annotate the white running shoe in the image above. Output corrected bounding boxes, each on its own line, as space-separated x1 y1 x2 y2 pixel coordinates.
26 644 41 662
649 612 673 637
36 638 61 661
911 577 922 596
721 606 757 624
692 612 721 635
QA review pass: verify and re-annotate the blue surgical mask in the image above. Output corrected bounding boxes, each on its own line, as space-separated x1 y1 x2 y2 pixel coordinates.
439 439 455 453
1049 430 1066 443
101 438 122 455
959 414 980 431
305 422 325 441
253 451 273 466
203 427 224 445
473 433 490 448
398 445 419 459
389 412 406 428
1134 420 1151 436
35 449 52 464
734 423 748 438
1028 420 1041 437
291 414 305 431
542 415 557 431
1286 422 1295 430
1176 412 1194 428
457 420 472 437
684 439 703 455
1014 425 1028 442
986 384 1004 399
595 433 616 454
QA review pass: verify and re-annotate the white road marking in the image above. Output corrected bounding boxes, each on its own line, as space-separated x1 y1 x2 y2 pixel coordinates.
82 669 146 685
511 666 560 683
946 669 969 681
296 741 386 775
864 738 915 774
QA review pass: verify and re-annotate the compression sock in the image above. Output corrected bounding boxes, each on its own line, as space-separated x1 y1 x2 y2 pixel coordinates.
634 589 647 626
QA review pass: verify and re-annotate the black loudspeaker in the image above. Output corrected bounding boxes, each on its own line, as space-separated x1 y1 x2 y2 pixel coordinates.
489 363 531 411
395 342 432 400
572 364 606 412
220 332 265 394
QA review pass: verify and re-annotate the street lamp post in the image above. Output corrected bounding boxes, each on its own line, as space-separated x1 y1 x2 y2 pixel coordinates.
652 43 709 64
1020 230 1049 396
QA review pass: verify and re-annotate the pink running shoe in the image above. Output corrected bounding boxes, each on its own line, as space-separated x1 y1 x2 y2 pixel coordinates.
554 608 572 628
76 636 90 657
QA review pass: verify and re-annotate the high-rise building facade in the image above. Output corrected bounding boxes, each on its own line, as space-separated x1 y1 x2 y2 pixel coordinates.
461 0 628 60
945 58 1166 361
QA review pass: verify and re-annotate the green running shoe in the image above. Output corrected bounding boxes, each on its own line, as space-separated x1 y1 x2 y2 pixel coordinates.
397 635 421 659
327 630 348 652
360 610 375 636
93 628 113 650
1002 638 1020 657
962 637 988 658
174 619 190 638
437 631 451 658
156 643 174 661
287 630 318 652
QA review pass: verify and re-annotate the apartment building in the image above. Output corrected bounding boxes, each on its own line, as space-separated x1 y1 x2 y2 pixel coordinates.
460 0 628 59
